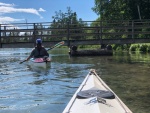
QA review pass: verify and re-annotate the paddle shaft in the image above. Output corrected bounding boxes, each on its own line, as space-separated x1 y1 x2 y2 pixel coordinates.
47 41 64 51
19 59 27 64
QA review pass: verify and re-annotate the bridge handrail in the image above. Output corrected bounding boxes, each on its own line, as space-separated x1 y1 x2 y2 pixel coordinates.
0 20 150 48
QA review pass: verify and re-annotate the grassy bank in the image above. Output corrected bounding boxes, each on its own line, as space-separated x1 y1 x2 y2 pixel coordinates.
62 44 150 53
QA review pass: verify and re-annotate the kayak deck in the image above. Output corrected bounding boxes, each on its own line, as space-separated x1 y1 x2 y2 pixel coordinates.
29 58 51 68
63 69 132 113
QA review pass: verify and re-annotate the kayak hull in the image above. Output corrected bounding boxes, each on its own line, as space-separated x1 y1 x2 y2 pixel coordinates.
63 69 132 113
29 58 51 68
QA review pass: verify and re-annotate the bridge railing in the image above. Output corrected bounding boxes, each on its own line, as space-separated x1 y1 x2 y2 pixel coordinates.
0 20 150 47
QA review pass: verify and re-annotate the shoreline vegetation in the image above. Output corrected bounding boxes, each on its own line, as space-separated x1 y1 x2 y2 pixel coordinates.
113 44 150 53
62 43 150 53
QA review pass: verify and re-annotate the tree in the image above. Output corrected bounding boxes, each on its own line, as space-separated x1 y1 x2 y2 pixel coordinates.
50 7 88 41
92 0 150 20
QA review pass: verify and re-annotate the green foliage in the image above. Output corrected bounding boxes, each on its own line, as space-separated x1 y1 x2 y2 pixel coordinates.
139 44 148 52
116 46 123 51
147 45 150 52
112 44 130 51
129 44 150 53
77 45 100 49
92 0 150 20
130 45 139 51
50 7 89 41
91 1 150 53
111 44 150 53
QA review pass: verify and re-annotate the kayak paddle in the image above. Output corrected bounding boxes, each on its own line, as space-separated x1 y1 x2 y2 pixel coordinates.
19 59 27 64
47 41 65 51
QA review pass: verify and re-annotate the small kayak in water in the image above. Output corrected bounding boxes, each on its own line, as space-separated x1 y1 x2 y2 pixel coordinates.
29 57 51 68
63 69 132 113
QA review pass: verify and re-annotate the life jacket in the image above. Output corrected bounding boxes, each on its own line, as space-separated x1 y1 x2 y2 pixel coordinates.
31 46 49 58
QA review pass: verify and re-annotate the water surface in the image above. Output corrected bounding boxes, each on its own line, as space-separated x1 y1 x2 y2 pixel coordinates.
0 48 150 113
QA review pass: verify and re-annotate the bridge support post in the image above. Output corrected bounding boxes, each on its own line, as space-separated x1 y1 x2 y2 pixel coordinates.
132 20 135 43
100 21 102 45
0 24 1 48
67 21 70 47
99 21 104 49
33 23 36 46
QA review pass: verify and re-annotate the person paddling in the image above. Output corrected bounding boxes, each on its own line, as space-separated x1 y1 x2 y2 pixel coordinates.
25 38 49 61
20 39 65 64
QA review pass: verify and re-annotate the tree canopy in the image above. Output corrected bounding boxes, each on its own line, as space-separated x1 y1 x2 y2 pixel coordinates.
92 0 150 20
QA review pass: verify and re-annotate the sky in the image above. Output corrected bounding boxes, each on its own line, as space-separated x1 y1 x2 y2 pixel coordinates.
0 0 98 24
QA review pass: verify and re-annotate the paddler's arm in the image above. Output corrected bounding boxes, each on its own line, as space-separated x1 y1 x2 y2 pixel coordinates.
26 49 35 61
26 56 31 61
20 55 31 64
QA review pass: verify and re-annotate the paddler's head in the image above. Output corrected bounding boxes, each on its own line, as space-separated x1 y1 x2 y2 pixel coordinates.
36 38 42 47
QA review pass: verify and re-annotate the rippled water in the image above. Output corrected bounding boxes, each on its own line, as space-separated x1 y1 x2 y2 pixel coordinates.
0 48 150 113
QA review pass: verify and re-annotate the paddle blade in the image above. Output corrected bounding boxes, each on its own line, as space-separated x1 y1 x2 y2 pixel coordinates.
47 41 65 51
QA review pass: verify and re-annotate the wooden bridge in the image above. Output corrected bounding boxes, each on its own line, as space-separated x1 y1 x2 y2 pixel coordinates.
0 20 150 48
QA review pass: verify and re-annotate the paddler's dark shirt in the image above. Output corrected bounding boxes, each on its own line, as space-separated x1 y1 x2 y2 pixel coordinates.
29 46 49 58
